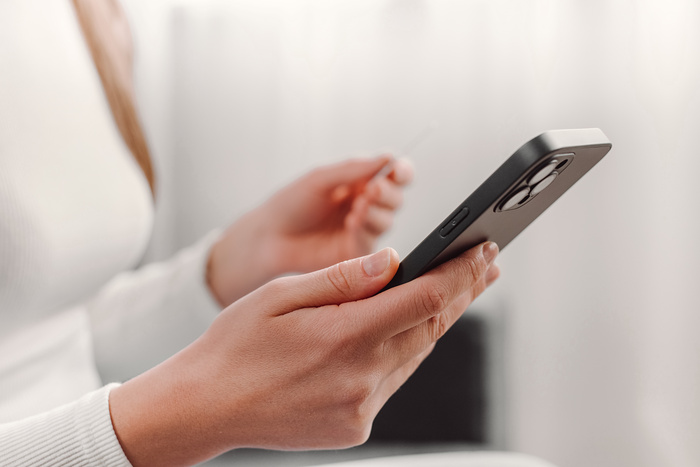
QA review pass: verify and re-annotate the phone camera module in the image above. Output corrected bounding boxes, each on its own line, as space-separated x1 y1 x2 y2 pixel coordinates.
496 153 574 212
500 187 530 211
528 160 558 185
531 173 557 195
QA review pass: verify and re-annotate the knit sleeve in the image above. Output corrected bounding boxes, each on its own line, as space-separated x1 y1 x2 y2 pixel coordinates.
0 384 131 467
87 231 223 383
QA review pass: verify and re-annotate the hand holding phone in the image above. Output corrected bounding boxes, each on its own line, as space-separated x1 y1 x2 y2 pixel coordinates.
383 128 612 291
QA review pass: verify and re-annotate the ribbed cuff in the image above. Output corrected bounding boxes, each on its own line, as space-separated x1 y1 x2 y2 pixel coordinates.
0 383 131 466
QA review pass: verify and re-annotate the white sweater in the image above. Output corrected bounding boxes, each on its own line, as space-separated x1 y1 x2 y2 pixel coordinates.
0 1 221 464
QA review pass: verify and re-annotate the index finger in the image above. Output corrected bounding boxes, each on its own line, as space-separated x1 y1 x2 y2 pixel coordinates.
351 242 499 343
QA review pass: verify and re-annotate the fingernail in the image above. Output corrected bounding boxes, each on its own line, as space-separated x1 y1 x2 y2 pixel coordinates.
362 248 391 277
483 242 499 265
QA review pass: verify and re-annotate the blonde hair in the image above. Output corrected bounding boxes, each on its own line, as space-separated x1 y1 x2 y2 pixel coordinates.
72 0 156 197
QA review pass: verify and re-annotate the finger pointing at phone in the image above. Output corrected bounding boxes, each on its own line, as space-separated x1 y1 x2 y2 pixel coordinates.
109 242 499 467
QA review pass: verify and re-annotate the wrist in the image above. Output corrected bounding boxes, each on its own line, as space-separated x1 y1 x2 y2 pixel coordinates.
206 209 279 306
109 344 231 466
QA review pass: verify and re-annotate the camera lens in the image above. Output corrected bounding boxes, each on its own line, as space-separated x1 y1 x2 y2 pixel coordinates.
500 187 530 211
531 173 557 195
529 161 558 185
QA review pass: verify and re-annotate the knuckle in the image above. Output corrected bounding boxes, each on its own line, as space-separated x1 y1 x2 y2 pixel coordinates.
339 372 377 408
320 317 349 350
343 405 374 446
325 261 354 300
460 254 485 284
348 424 373 447
332 376 377 447
440 254 486 302
331 311 380 358
454 252 490 301
335 421 372 448
427 312 449 341
419 282 451 317
260 276 289 298
332 330 365 360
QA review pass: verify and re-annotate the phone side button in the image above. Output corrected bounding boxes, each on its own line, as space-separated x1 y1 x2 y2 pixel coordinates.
440 207 470 237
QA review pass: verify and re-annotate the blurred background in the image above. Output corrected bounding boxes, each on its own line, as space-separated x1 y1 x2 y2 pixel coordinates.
120 1 700 466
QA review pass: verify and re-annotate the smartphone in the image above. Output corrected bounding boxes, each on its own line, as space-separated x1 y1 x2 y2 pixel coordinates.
382 128 612 291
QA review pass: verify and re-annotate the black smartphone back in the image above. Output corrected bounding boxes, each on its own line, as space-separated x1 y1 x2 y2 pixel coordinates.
384 128 612 291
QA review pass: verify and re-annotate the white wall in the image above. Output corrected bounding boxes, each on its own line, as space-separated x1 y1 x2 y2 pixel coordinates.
124 1 700 466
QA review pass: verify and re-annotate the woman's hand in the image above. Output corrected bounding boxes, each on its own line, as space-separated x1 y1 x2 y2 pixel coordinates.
109 242 500 467
207 155 414 307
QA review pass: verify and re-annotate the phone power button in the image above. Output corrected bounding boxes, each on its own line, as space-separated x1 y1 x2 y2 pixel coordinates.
440 207 469 237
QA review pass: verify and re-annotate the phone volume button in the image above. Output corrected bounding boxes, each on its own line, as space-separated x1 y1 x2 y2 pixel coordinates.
440 207 469 237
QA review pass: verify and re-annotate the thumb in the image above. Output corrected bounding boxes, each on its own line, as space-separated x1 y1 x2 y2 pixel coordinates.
266 248 400 315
